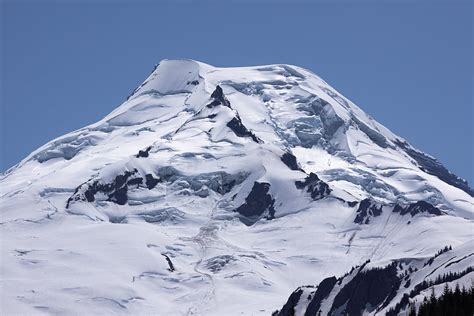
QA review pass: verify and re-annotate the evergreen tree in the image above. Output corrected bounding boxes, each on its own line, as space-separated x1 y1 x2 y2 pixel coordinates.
408 302 417 316
410 283 473 316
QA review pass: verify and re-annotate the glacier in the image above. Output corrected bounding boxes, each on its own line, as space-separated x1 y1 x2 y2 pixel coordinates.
0 59 472 315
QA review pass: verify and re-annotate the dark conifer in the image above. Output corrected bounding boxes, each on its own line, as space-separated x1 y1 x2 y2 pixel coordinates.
409 283 473 316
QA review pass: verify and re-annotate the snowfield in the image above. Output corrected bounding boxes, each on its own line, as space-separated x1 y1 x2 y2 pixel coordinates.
1 59 472 315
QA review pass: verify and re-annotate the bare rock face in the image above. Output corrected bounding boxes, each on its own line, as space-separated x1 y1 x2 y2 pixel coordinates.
235 182 275 225
295 172 331 201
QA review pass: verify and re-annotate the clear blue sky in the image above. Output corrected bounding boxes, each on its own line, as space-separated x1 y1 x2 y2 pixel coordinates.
1 1 473 184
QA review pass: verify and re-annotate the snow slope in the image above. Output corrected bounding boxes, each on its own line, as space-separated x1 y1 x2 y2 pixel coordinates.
1 59 472 315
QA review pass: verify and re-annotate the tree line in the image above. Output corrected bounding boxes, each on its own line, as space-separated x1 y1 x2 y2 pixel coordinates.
407 283 473 316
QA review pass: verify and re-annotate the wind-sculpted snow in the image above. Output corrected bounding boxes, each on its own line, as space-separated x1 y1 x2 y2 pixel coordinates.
1 59 473 315
34 131 104 162
128 59 202 98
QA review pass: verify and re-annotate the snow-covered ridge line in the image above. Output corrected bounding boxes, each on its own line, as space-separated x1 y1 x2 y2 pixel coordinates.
274 242 473 316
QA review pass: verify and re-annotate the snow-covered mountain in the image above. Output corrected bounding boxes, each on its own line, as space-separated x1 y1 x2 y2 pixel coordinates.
1 59 472 315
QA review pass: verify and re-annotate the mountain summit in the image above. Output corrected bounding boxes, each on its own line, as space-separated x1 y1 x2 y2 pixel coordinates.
1 59 472 315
